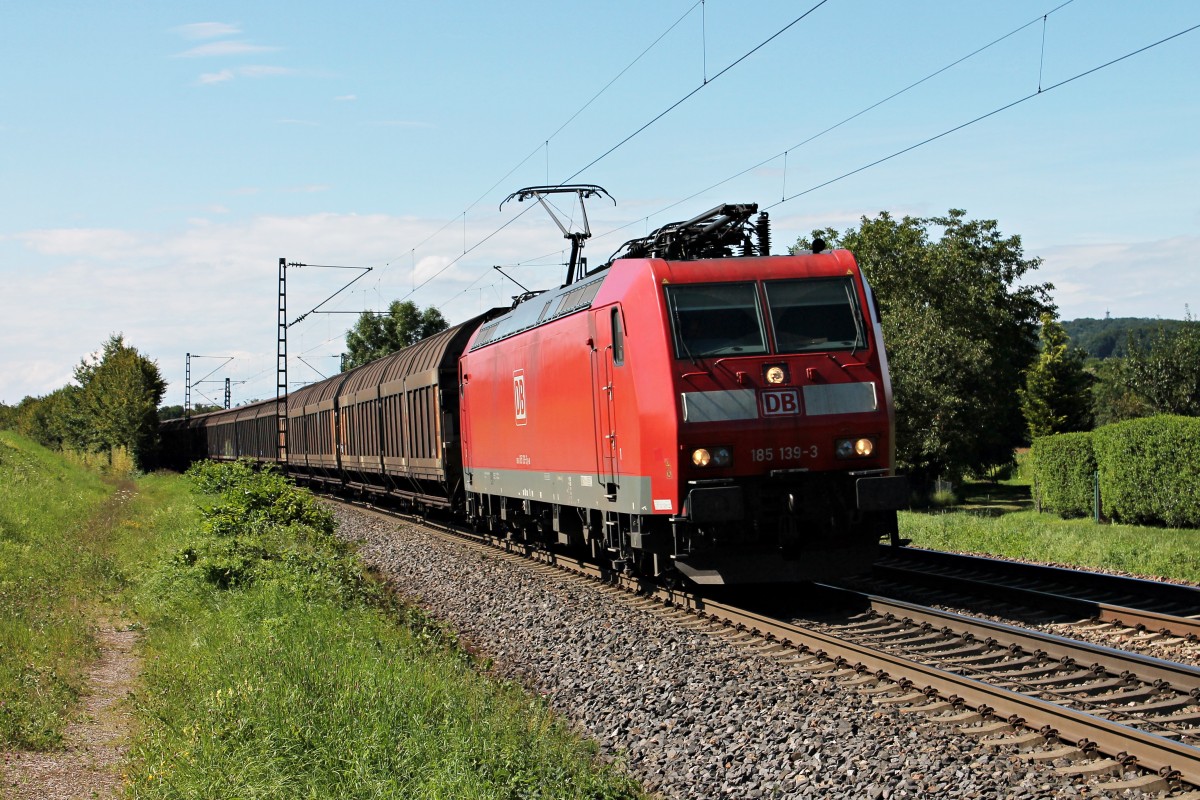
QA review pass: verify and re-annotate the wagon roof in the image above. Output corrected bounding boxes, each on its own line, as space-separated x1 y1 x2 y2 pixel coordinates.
338 309 504 394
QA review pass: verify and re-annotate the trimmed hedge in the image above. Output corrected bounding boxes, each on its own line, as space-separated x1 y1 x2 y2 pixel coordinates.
1030 432 1096 518
1092 416 1200 528
1032 416 1200 527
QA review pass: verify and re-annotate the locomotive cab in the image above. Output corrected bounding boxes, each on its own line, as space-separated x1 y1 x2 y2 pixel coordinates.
656 256 907 583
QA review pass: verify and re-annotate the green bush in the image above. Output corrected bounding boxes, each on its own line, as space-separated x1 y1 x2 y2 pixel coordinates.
1030 432 1096 518
1092 416 1200 528
177 461 366 604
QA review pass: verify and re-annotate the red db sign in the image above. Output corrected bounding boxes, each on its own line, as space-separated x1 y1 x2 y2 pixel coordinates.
761 389 800 417
513 370 527 425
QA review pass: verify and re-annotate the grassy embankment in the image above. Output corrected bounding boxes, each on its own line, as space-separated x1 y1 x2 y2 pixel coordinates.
1 435 642 798
900 462 1200 584
0 431 117 748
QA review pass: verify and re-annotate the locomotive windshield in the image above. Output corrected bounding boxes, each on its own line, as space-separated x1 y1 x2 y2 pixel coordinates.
666 282 768 358
764 277 867 353
665 277 867 358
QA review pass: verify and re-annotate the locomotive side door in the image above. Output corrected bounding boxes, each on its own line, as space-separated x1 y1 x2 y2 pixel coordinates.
458 362 473 489
591 305 624 494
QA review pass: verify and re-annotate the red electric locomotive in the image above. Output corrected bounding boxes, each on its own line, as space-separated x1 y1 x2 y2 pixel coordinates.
459 187 907 584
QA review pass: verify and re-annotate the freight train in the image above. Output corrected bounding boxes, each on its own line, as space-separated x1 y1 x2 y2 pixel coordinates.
161 188 908 584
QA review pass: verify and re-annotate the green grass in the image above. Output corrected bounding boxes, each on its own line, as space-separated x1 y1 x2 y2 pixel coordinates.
0 431 116 748
124 461 643 799
901 505 1200 583
130 584 638 798
1 442 641 796
908 451 1198 583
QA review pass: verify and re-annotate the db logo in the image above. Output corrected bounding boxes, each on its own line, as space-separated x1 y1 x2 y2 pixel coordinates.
761 389 801 417
513 370 527 425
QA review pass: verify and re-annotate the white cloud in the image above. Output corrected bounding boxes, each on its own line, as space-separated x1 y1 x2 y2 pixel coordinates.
198 69 235 85
176 40 280 58
1033 236 1198 320
334 94 357 102
1 212 561 405
17 228 141 257
14 210 1186 408
196 65 298 85
173 22 242 40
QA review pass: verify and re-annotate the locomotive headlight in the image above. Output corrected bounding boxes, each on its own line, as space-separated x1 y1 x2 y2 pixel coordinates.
691 446 732 468
765 365 787 385
836 437 876 459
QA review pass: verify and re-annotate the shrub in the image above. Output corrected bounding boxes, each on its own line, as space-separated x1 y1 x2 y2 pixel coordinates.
1092 416 1200 527
178 461 366 604
1030 432 1096 518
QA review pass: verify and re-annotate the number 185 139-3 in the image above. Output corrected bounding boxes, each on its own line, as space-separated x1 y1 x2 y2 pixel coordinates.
750 445 818 463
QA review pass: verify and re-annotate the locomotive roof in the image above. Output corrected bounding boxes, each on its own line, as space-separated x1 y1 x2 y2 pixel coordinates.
470 272 608 351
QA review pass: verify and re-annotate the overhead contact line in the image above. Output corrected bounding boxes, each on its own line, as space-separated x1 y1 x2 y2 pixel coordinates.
765 21 1200 210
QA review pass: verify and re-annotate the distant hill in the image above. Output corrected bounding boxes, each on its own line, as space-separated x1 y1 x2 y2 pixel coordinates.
1062 317 1185 359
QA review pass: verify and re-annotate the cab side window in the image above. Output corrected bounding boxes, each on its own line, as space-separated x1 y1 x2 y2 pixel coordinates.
611 308 625 366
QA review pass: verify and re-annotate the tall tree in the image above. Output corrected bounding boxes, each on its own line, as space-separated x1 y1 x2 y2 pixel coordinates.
1123 315 1200 417
793 210 1054 487
1089 357 1150 427
1019 313 1094 438
74 334 166 467
343 301 448 370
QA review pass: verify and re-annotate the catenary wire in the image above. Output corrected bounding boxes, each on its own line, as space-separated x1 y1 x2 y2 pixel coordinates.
560 0 831 184
765 22 1200 210
582 0 1077 249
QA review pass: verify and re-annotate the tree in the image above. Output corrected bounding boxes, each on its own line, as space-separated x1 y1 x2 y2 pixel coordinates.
15 387 84 450
1089 357 1150 427
793 210 1054 487
0 402 17 430
158 403 222 421
1123 315 1200 417
1019 313 1094 438
73 334 167 467
343 301 449 370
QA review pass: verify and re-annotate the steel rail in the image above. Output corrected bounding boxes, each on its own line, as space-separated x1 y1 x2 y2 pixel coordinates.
814 587 1200 690
647 587 1200 786
874 547 1200 639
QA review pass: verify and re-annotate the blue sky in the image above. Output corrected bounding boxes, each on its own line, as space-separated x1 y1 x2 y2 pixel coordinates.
2 1 1197 407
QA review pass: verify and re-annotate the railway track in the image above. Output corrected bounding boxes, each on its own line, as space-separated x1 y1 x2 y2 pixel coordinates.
867 545 1200 641
334 498 1200 794
648 586 1200 793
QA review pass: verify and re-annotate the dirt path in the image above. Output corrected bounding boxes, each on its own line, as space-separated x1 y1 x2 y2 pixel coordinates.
2 480 143 799
3 623 141 800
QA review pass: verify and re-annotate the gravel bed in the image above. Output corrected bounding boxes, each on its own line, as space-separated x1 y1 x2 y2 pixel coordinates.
1037 619 1200 666
331 505 1157 799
